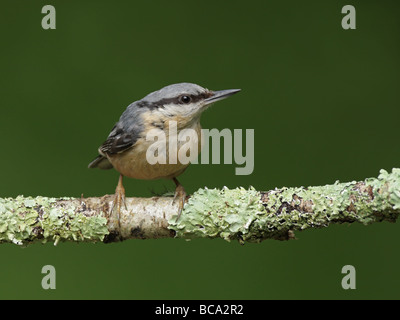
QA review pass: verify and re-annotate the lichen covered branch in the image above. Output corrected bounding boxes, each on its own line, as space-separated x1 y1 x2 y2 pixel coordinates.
0 168 399 246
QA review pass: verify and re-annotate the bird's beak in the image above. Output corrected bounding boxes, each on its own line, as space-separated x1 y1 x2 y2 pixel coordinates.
204 88 241 106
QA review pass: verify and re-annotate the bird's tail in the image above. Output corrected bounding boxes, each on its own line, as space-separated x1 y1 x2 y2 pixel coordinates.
88 155 113 170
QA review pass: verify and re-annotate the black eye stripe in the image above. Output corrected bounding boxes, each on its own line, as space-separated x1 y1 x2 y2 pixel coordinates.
138 92 212 110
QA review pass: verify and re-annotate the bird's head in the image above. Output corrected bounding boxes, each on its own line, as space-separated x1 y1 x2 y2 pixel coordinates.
138 83 240 126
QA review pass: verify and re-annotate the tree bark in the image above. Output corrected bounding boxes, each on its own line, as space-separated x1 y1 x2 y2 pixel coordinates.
0 168 399 246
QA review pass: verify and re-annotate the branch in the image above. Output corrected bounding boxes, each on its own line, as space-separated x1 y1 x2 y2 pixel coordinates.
1 168 399 246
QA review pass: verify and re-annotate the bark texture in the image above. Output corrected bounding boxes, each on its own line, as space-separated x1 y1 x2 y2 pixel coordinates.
0 168 399 245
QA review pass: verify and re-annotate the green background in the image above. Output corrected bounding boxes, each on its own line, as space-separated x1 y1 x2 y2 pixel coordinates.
0 0 399 299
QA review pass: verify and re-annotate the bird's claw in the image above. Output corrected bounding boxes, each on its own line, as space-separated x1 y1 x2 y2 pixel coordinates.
173 183 186 222
110 175 126 232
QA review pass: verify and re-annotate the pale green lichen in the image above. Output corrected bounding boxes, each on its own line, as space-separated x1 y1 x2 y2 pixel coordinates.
40 206 108 244
169 186 266 243
366 168 400 211
0 196 108 246
169 168 400 243
1 168 399 245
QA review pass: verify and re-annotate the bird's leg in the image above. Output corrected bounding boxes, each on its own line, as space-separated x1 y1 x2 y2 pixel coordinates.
110 174 126 232
172 177 186 221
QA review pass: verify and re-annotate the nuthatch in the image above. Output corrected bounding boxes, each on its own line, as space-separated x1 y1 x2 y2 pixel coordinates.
88 83 240 223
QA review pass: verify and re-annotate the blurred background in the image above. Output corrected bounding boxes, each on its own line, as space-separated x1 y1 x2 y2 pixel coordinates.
0 0 399 299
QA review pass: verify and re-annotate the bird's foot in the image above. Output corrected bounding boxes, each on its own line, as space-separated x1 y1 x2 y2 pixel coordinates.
173 178 187 222
110 174 126 233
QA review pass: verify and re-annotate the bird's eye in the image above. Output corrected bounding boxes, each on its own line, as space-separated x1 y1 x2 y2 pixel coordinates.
180 95 191 104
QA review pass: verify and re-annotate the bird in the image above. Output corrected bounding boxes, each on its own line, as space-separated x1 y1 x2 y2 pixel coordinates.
88 82 240 227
